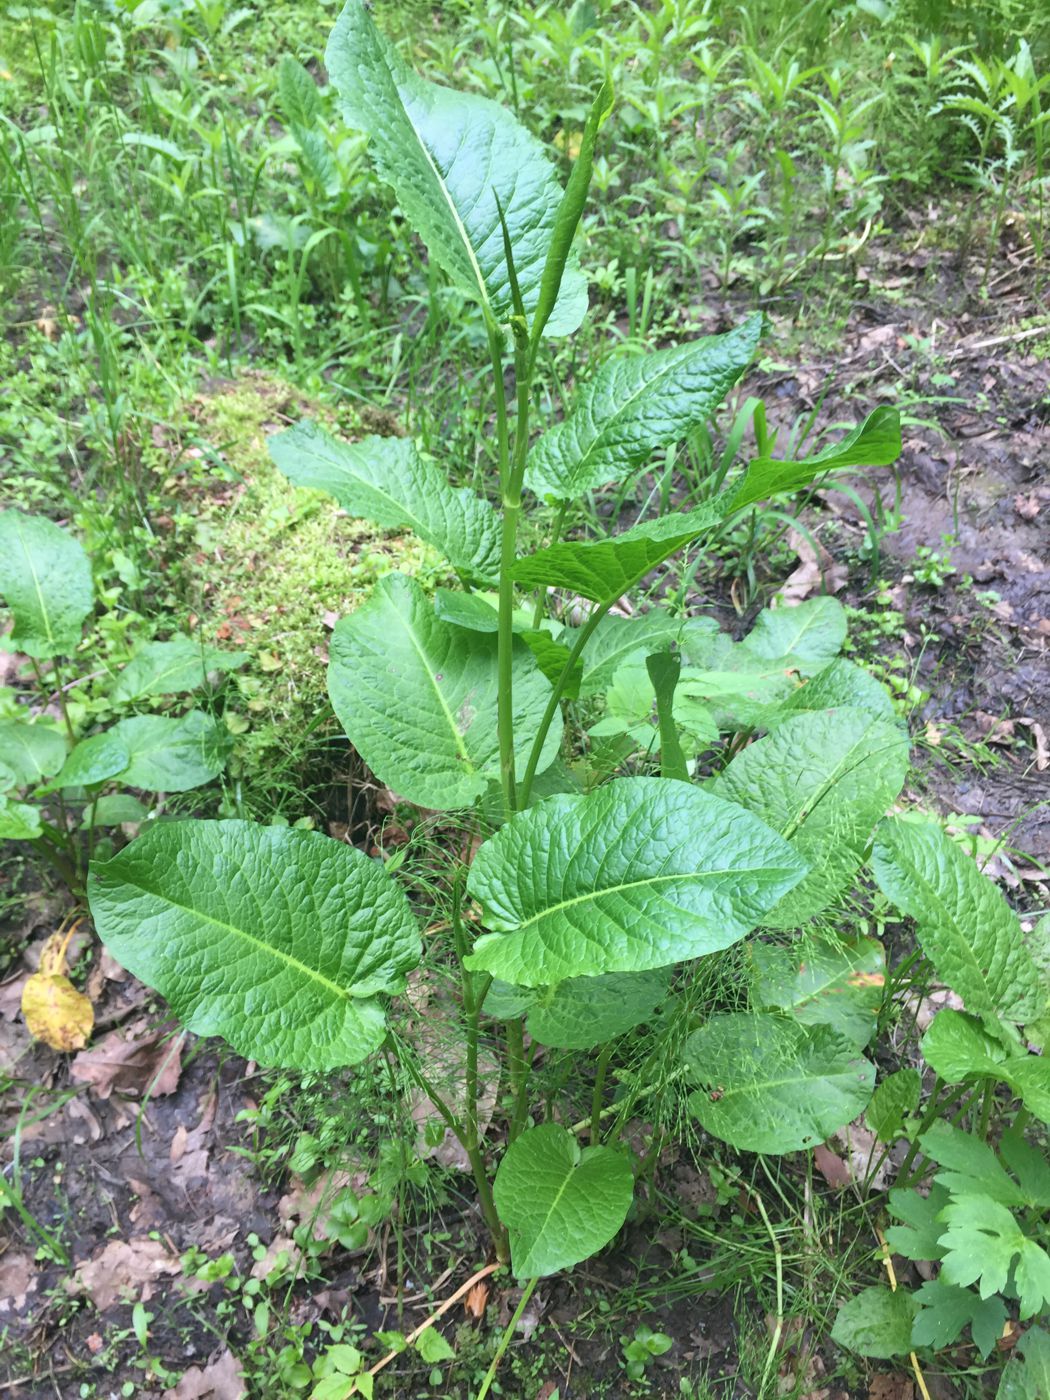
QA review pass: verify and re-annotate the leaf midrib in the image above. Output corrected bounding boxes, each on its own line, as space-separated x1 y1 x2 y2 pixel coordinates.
519 1159 579 1274
106 877 355 1004
16 517 57 649
381 585 475 772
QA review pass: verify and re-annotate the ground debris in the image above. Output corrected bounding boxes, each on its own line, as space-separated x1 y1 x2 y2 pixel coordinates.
70 1018 184 1098
71 1237 182 1311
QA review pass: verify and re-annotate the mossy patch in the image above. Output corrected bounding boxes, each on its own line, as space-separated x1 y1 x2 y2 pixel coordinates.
181 373 442 818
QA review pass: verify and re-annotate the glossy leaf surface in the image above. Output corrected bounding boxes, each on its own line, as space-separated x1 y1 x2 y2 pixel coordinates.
0 720 67 788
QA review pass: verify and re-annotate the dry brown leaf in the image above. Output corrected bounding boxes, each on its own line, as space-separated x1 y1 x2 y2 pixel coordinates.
777 529 847 604
1014 493 1041 520
0 970 26 1022
70 1021 183 1098
73 1238 181 1311
0 1252 38 1315
162 1349 247 1400
866 1376 914 1400
813 1143 852 1189
463 1281 489 1320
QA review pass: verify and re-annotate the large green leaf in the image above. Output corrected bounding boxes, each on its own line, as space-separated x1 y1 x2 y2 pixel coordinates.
484 968 672 1049
328 573 561 810
575 611 710 697
0 796 42 840
0 510 93 658
512 498 728 605
109 711 231 793
326 0 586 335
39 731 130 793
732 407 902 510
773 657 897 727
711 708 909 927
871 816 1045 1024
525 316 762 501
998 1327 1050 1400
684 1013 875 1153
87 820 420 1070
921 1008 1010 1083
269 422 501 583
750 934 885 1049
739 596 846 674
493 1123 633 1278
465 777 806 986
0 719 67 788
111 637 247 703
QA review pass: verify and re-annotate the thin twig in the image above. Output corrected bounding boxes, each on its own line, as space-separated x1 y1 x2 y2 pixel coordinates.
366 1261 500 1380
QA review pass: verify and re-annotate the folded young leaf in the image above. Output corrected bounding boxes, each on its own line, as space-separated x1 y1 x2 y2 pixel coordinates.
0 509 93 658
108 711 231 793
525 315 762 501
328 573 561 810
465 777 806 985
493 1123 633 1278
711 707 909 927
732 406 902 510
326 0 586 335
871 816 1045 1025
111 636 247 703
684 1013 875 1153
269 421 501 582
87 820 421 1070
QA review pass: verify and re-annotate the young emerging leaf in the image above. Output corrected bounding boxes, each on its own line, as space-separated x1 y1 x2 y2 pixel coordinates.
0 510 94 658
328 573 562 810
269 421 501 583
732 406 902 510
525 315 762 501
711 707 909 927
871 816 1045 1025
465 777 806 986
684 1013 876 1153
87 821 421 1070
326 0 586 335
492 1123 633 1278
865 1067 922 1143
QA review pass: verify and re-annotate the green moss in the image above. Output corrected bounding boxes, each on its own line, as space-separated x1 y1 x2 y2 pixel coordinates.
184 374 441 817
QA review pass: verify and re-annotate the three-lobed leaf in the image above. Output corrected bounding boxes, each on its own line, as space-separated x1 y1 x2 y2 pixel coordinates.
269 421 501 583
465 777 806 986
493 1123 633 1278
0 510 93 658
328 573 561 810
87 820 421 1070
326 0 586 335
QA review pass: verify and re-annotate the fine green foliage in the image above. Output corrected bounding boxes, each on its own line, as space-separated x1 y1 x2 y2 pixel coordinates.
830 1285 918 1359
492 1124 634 1278
88 821 421 1071
525 315 762 501
871 816 1045 1024
327 573 561 810
465 778 806 985
683 1013 876 1153
0 508 94 657
325 0 586 335
269 421 502 582
712 707 909 927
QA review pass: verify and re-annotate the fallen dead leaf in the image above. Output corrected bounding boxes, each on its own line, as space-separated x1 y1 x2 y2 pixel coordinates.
162 1349 246 1400
1014 492 1041 520
73 1238 181 1311
464 1280 489 1320
814 1143 853 1189
21 927 94 1051
70 1020 183 1098
777 529 847 603
0 1252 38 1315
866 1376 914 1400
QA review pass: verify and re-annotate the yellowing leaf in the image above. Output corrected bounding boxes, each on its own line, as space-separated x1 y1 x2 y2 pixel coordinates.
22 973 94 1051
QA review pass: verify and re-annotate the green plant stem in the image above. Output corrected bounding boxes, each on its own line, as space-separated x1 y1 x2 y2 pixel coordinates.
590 1041 614 1144
474 1276 539 1400
977 1079 996 1141
753 1188 784 1397
531 499 568 628
505 1018 527 1130
519 603 606 806
488 319 518 816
